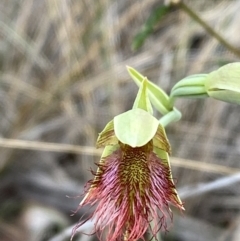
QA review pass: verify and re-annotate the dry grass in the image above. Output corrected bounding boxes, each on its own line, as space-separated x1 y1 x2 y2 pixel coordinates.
0 0 240 241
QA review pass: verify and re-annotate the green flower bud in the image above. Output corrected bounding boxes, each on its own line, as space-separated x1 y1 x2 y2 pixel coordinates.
170 74 208 99
205 63 240 104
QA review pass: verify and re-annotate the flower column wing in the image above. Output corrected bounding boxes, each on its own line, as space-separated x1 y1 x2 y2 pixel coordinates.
153 125 171 154
96 120 118 148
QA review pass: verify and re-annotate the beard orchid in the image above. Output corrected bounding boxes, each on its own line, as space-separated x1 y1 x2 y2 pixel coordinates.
71 76 184 241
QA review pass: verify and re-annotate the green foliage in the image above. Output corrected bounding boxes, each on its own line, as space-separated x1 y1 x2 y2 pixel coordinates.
132 5 171 50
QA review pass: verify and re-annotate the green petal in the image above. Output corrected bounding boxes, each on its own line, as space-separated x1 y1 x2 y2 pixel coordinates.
114 108 159 147
127 66 171 114
154 148 183 205
100 144 119 158
133 77 153 114
205 63 240 104
96 120 118 148
153 125 171 154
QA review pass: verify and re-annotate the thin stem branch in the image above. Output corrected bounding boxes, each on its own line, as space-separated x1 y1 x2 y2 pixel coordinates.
179 172 240 199
170 0 240 58
0 137 102 156
0 138 239 174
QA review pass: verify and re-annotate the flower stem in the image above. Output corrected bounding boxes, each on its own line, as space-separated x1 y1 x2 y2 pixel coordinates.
159 107 182 127
169 0 240 58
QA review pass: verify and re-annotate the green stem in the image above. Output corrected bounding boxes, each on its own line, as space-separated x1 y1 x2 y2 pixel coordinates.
169 95 175 107
159 107 182 127
170 0 240 58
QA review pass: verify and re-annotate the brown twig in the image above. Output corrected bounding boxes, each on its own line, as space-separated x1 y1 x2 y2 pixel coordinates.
168 0 240 58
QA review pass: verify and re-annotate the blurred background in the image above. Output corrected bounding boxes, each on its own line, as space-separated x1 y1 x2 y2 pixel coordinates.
0 0 240 241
